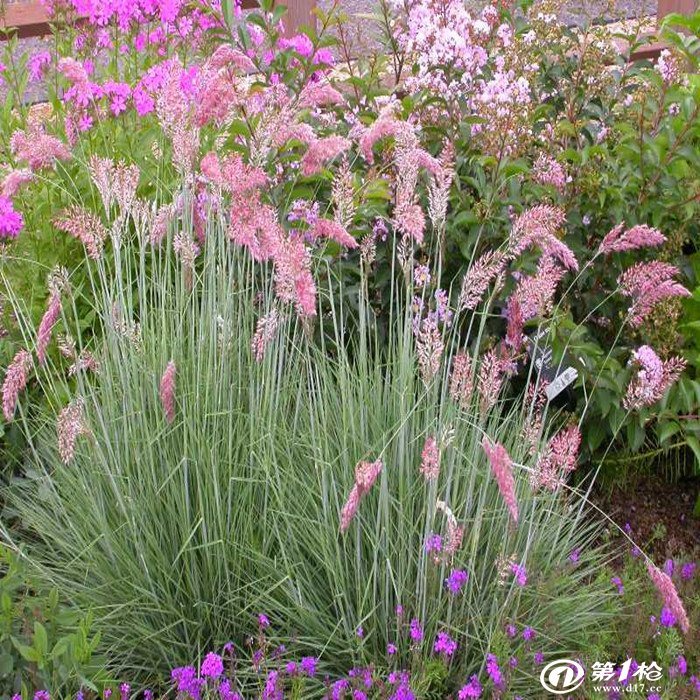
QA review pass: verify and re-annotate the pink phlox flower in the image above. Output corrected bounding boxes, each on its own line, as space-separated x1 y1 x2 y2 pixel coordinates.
28 51 51 81
0 196 24 239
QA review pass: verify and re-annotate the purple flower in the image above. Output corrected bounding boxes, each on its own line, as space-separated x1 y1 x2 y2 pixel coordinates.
34 693 50 700
486 654 504 689
201 652 224 678
445 569 469 594
506 624 517 638
119 684 130 700
425 533 443 553
356 626 364 639
300 656 317 676
285 661 297 675
458 676 482 698
258 613 270 628
534 652 545 664
511 563 527 587
103 690 112 700
509 656 518 668
0 196 24 239
678 655 687 675
568 548 580 563
522 626 535 641
433 631 457 657
387 643 397 655
660 607 677 628
681 562 696 580
663 559 674 576
611 576 624 595
409 618 423 643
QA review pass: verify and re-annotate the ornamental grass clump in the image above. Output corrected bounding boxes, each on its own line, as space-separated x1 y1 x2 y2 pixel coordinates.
3 195 623 695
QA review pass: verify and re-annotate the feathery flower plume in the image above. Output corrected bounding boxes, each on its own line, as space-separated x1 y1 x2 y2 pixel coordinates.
477 349 505 415
68 350 99 377
618 262 690 327
419 435 440 481
449 352 474 408
57 398 90 464
2 350 32 422
2 169 34 197
359 108 412 164
427 142 455 230
647 561 690 634
301 136 351 177
507 206 577 270
310 219 358 249
0 196 24 239
274 236 317 317
481 438 518 524
514 256 565 321
251 309 282 362
531 425 581 491
623 345 686 410
10 127 71 171
435 500 464 560
89 156 140 215
598 223 666 255
150 202 177 246
37 292 62 366
159 361 177 424
458 251 506 311
414 318 444 385
54 206 108 259
340 459 383 531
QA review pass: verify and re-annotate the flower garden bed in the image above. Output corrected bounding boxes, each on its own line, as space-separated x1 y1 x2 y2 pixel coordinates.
0 0 699 698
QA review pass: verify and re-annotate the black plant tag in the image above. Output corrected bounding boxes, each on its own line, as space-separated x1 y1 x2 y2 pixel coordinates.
526 326 578 401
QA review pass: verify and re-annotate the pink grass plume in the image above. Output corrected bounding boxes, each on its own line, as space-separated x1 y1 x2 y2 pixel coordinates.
2 350 32 422
481 437 518 524
160 360 177 424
